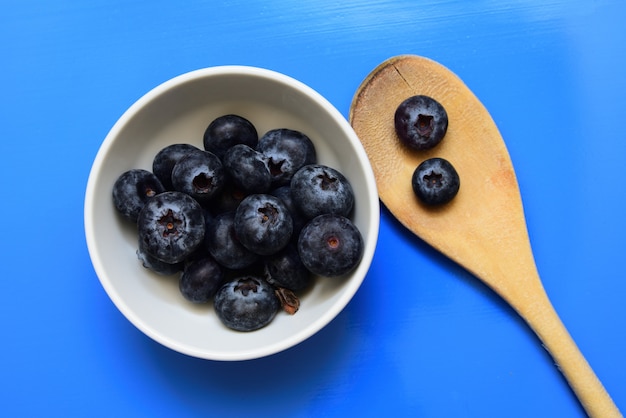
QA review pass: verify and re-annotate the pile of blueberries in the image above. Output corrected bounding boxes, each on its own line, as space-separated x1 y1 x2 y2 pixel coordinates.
394 95 460 205
112 115 364 332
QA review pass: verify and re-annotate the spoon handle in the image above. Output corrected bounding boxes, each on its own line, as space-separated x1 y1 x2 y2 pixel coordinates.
518 286 622 417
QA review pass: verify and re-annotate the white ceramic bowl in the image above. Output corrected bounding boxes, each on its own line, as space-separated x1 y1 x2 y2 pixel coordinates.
84 66 379 361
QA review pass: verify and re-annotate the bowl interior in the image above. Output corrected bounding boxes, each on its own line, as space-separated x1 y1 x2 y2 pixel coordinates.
85 66 379 361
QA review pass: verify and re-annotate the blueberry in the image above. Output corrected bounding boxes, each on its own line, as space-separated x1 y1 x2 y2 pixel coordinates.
222 144 272 193
213 276 280 332
171 150 225 205
298 214 364 277
203 114 258 159
137 191 205 264
179 255 224 303
394 95 448 150
269 186 307 239
257 128 317 186
205 211 259 270
152 143 200 190
412 157 460 206
290 164 354 219
112 169 165 223
136 239 184 276
234 194 293 256
264 244 312 291
210 181 248 215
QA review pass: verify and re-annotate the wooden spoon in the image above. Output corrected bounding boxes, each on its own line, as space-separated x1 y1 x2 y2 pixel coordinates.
349 55 621 418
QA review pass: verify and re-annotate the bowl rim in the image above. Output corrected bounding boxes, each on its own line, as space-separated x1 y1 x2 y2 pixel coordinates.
84 65 380 361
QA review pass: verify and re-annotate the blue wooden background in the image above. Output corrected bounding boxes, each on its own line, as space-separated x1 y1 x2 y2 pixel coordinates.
2 1 625 416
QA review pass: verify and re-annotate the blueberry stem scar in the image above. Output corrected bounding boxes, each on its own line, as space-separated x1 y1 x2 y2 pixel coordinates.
158 209 182 236
416 114 434 136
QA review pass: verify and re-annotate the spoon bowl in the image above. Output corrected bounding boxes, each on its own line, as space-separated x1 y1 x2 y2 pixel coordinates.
349 55 621 418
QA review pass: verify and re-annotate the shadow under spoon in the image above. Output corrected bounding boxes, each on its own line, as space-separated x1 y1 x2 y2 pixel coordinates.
349 54 621 418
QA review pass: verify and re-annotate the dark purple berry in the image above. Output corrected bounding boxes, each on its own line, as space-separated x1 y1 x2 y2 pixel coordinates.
205 211 259 270
270 186 307 240
234 194 293 256
203 114 258 159
152 143 200 190
136 238 184 275
137 191 205 264
171 150 225 205
412 157 460 206
112 169 165 223
290 164 354 219
213 276 280 332
257 128 317 186
264 244 311 291
298 214 363 277
222 144 272 193
179 256 224 303
394 95 448 150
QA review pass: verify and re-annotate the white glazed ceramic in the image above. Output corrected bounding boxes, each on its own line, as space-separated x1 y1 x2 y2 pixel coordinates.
84 66 380 361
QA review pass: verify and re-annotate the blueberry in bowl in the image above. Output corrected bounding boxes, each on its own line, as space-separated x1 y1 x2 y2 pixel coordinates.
112 169 165 222
222 144 272 193
179 255 225 304
214 276 281 332
257 128 317 187
152 143 201 190
203 114 258 159
204 211 260 270
290 164 355 219
170 149 226 204
234 194 293 256
84 66 379 361
298 214 364 278
137 191 206 264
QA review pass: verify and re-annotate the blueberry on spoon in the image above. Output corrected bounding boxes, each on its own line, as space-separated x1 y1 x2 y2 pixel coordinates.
394 95 448 150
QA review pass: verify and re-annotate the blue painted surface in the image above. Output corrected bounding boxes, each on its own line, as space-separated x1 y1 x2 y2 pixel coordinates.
1 1 624 416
